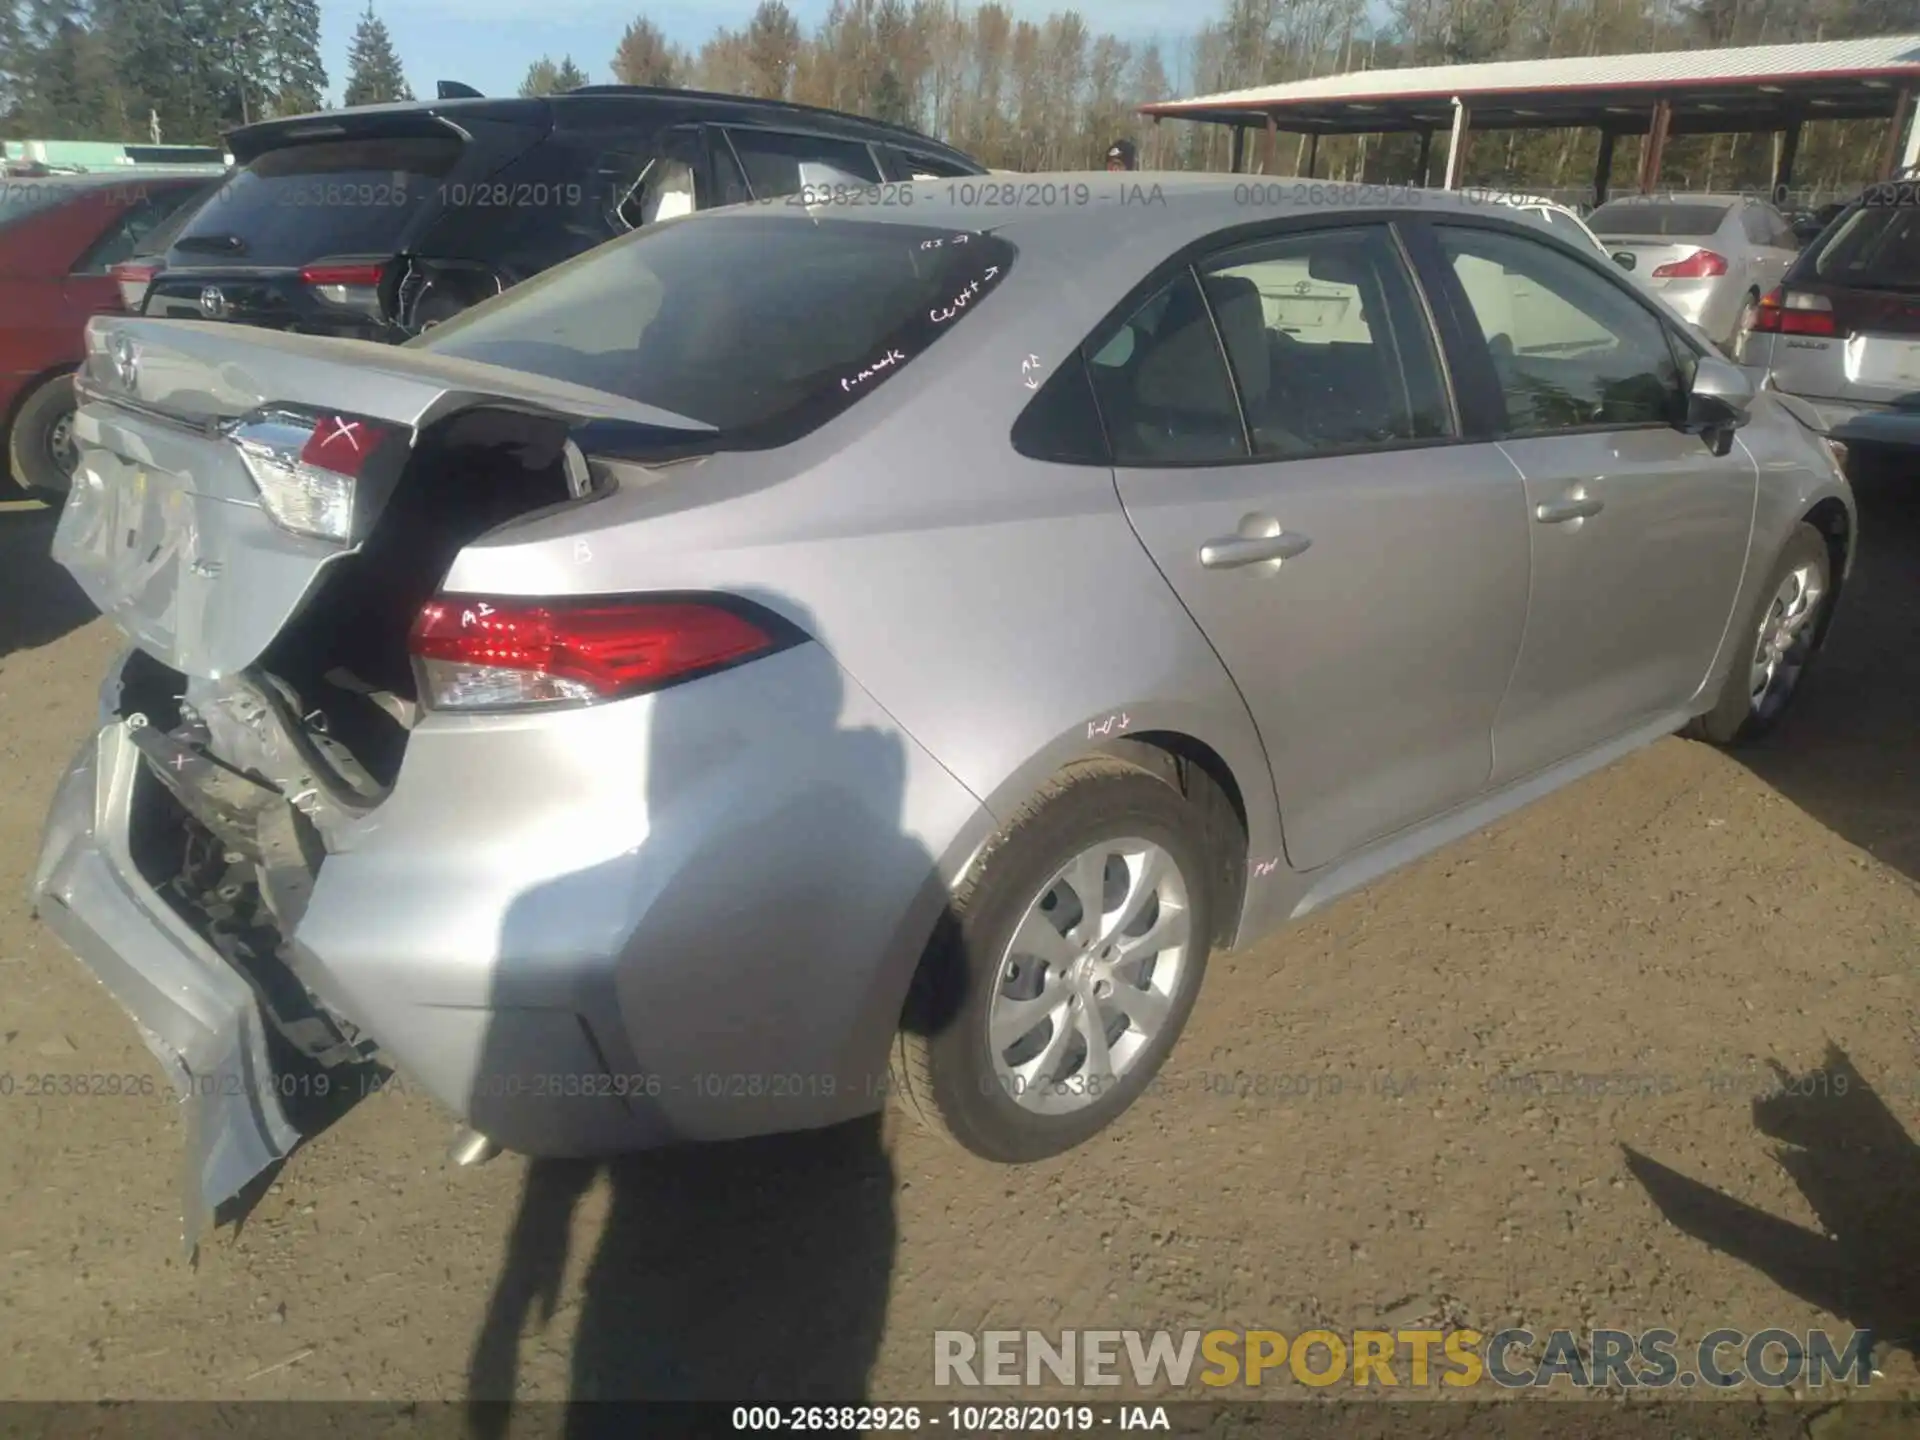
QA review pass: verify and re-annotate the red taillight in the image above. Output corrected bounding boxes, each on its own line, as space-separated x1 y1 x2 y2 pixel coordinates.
297 414 386 477
299 261 385 287
1751 288 1839 338
109 260 158 311
1651 249 1729 279
409 596 784 710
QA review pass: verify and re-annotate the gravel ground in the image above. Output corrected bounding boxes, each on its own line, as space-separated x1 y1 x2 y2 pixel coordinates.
0 473 1915 1414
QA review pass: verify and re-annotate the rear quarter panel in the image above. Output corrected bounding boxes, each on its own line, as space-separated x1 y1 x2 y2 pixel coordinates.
441 233 1290 944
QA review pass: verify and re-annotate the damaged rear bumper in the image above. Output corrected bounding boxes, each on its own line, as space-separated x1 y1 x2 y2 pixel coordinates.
32 717 300 1255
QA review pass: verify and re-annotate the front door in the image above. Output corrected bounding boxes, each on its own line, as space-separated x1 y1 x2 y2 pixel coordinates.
1425 220 1757 784
1105 221 1533 871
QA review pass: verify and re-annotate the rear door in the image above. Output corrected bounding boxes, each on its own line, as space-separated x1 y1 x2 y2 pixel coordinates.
1105 219 1532 871
1421 219 1756 783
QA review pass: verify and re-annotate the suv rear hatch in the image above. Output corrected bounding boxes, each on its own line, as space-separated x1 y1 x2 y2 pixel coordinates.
142 109 543 338
1759 204 1920 408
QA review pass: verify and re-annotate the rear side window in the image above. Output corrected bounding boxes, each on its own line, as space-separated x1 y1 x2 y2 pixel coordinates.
414 214 1013 444
168 137 461 265
723 129 882 199
1088 268 1249 466
1810 206 1920 291
883 146 976 181
1587 201 1730 238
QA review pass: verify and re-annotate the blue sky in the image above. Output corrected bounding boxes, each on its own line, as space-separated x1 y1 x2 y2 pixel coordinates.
316 0 1215 105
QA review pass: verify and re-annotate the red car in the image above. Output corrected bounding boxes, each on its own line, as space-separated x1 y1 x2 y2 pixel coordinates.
2 172 216 499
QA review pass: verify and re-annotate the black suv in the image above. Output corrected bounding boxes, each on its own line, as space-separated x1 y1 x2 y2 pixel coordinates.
141 85 987 340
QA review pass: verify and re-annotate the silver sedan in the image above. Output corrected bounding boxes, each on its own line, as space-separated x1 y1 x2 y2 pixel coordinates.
37 176 1854 1245
1588 192 1802 349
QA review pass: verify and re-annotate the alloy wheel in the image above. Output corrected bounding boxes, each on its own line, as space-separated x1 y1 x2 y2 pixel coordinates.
1748 562 1824 721
987 837 1192 1116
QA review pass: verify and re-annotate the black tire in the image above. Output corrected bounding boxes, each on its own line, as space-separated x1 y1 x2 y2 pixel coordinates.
891 755 1214 1162
7 371 78 503
1685 522 1833 746
1727 291 1760 355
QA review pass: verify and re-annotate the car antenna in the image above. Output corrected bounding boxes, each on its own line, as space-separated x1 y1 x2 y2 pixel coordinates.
437 80 483 99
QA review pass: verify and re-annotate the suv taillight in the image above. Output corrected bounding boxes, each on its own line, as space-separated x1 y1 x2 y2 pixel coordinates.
1751 288 1839 338
1651 249 1729 279
409 596 788 711
300 260 385 313
108 260 159 312
228 408 402 543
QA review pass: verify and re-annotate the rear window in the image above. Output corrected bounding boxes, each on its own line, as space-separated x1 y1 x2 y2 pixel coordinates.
414 213 1014 443
1588 201 1729 238
1809 206 1920 291
167 136 461 265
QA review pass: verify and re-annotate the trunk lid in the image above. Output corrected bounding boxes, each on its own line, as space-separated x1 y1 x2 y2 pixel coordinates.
55 316 714 679
1599 238 1715 283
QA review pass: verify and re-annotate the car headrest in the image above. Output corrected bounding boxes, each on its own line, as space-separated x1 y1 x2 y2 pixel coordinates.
1202 274 1269 402
1134 281 1238 416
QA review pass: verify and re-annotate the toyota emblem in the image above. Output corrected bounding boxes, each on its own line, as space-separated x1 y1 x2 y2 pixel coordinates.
198 285 229 320
109 333 139 391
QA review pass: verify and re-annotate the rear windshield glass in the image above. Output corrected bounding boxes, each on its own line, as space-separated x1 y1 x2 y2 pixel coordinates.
1810 206 1920 291
414 213 1015 444
167 136 461 265
1587 201 1729 238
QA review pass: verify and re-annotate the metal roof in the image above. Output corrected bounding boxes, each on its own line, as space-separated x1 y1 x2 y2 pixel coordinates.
1144 34 1920 134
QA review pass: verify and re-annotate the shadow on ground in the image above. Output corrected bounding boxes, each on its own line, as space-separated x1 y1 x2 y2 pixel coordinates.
1626 1042 1920 1365
1735 460 1920 882
0 502 94 660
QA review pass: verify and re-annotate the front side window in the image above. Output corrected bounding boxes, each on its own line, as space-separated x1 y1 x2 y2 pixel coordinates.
1438 224 1685 434
1087 268 1248 465
1197 224 1451 458
415 213 1012 445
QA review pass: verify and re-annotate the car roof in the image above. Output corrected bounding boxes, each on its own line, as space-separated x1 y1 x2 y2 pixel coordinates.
227 88 971 164
690 171 1588 262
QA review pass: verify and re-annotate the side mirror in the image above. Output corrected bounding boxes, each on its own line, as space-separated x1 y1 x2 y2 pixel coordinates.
1683 353 1754 453
1612 251 1635 271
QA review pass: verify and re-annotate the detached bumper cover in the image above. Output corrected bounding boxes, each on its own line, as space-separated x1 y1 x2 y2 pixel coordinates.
32 720 299 1256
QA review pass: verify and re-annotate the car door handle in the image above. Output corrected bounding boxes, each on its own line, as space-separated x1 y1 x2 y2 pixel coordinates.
1199 531 1313 569
1534 494 1604 524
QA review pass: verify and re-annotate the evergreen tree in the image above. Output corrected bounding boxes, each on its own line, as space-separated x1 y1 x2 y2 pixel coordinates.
343 2 411 106
519 55 588 96
612 17 686 87
265 0 328 115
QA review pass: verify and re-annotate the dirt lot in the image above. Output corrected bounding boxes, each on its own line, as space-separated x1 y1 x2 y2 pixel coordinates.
1 474 1917 1413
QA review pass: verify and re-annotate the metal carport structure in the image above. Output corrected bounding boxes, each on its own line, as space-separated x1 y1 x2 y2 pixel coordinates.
1139 35 1920 206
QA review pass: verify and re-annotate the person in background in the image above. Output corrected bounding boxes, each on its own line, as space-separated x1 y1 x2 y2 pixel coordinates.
1105 138 1137 172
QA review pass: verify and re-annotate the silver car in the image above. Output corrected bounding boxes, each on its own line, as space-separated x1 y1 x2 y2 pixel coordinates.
1736 192 1920 455
34 177 1855 1245
1589 193 1801 349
